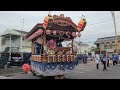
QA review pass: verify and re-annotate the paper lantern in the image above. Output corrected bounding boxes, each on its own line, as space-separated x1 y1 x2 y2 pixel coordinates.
53 30 57 35
72 32 76 37
43 16 49 29
39 29 43 34
46 30 51 34
77 32 81 37
59 31 64 36
77 18 86 31
22 64 31 74
66 31 70 35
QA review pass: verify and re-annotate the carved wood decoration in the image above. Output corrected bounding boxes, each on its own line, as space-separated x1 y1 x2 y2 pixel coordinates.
48 14 77 32
31 54 75 63
26 14 83 63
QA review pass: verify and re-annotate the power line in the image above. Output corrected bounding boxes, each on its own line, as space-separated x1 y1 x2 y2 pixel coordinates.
86 16 120 27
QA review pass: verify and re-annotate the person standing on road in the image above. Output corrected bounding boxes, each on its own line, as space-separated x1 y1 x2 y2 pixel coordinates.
112 54 117 66
112 54 115 66
106 53 110 67
103 54 107 71
118 54 120 65
116 54 119 65
95 54 100 69
83 54 88 64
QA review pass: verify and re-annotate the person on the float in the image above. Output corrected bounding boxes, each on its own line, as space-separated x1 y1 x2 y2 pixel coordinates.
57 42 62 47
47 39 57 50
34 41 39 55
36 42 44 55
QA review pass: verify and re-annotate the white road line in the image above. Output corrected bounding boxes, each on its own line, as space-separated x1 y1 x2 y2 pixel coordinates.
0 76 12 79
73 72 85 73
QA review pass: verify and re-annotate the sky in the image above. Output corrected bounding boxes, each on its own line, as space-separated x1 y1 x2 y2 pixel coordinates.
0 11 120 47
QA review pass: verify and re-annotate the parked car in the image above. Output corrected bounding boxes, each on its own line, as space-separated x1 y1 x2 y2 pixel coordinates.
0 52 31 68
75 54 84 64
0 52 9 68
8 52 23 66
23 52 31 65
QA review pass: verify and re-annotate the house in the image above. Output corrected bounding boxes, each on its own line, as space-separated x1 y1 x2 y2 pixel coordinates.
67 41 89 55
94 35 120 55
0 29 31 53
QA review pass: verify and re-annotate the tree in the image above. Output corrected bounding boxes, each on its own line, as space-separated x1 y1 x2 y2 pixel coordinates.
90 46 96 51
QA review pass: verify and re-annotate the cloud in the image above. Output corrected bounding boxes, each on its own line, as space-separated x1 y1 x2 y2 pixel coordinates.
0 11 120 47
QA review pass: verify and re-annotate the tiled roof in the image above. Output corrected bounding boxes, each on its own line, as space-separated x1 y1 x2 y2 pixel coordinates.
94 35 120 44
15 30 28 34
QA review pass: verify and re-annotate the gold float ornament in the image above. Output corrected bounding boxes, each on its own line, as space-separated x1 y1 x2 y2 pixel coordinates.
49 56 53 63
33 56 35 61
47 55 50 63
70 55 74 61
67 55 71 62
57 51 64 55
41 55 46 63
32 55 34 60
36 56 38 61
47 49 55 55
38 56 42 62
64 55 67 62
42 58 46 63
57 55 61 62
62 55 65 62
52 55 56 62
55 55 58 62
65 51 71 55
47 55 53 63
36 56 38 62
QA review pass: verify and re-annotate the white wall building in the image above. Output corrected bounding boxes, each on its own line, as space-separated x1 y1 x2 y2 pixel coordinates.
1 29 31 53
67 41 89 55
0 36 2 52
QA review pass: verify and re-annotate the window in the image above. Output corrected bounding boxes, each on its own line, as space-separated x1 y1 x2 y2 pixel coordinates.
112 41 115 43
22 37 25 41
106 42 110 49
119 42 120 48
112 45 116 49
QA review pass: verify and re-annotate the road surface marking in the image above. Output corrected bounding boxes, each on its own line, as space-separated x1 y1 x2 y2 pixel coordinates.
0 76 12 79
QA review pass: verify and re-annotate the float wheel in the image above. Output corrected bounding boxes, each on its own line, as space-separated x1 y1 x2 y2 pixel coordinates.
54 75 64 79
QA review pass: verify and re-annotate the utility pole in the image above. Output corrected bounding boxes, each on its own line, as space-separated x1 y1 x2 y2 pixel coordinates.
111 11 119 54
100 42 101 54
19 17 24 60
22 19 24 30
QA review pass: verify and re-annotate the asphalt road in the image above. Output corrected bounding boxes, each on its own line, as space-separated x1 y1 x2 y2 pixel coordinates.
1 61 120 79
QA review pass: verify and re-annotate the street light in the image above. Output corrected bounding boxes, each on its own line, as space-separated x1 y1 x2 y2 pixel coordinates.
111 11 119 54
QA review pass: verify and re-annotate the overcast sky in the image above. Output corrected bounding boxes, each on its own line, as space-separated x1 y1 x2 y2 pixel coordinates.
0 11 120 47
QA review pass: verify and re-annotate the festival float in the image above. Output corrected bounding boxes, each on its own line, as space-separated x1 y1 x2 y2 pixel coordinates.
26 13 87 79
